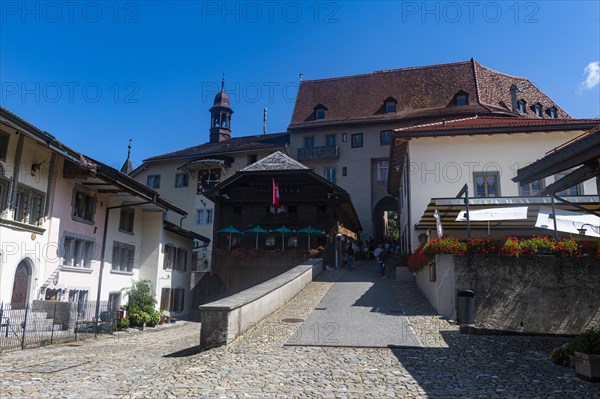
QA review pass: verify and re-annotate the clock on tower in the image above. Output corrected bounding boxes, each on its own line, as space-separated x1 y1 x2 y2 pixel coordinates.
198 169 220 193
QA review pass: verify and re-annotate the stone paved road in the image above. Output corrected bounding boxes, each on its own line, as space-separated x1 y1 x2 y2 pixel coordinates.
1 262 599 398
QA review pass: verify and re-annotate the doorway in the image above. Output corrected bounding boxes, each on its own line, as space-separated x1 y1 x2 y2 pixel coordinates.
10 260 31 308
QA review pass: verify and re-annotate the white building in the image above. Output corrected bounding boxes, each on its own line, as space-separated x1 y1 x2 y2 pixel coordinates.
388 116 600 252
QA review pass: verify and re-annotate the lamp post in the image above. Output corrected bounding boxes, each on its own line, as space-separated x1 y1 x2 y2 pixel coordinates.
577 223 600 236
456 184 470 239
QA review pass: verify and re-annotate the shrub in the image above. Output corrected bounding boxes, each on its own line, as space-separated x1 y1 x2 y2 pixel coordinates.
423 237 467 257
128 310 151 327
147 310 161 327
569 328 600 354
550 346 571 366
124 280 157 315
407 244 430 273
555 238 580 257
500 237 522 257
522 236 555 256
117 317 130 330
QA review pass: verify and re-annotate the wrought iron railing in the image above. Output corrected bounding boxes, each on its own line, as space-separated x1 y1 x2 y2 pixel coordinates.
297 145 339 161
0 300 115 351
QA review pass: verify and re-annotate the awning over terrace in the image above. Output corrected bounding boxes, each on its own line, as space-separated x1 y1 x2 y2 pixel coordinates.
417 196 600 233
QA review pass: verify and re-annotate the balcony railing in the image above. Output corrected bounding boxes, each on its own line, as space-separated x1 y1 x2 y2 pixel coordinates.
297 145 339 161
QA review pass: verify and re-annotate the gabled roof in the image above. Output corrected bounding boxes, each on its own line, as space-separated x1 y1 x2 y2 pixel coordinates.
387 117 600 198
0 106 186 216
393 116 600 137
289 59 569 130
141 132 289 163
242 151 308 171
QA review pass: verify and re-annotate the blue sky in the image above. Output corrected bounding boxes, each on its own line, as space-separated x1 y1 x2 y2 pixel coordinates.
1 1 599 170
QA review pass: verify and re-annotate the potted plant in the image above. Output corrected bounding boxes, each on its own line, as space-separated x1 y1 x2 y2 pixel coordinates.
570 328 600 382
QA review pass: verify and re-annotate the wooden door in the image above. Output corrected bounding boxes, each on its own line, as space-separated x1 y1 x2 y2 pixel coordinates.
10 261 30 308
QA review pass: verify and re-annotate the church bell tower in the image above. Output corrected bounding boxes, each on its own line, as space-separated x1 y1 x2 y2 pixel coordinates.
209 77 234 143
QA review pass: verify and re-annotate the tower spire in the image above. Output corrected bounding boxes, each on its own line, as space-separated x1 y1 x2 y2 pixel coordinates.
209 74 234 143
120 139 133 175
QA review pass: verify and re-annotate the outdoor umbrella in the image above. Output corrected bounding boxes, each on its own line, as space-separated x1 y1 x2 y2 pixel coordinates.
456 206 528 236
216 225 244 250
245 225 269 249
271 225 295 251
297 225 325 251
536 207 600 238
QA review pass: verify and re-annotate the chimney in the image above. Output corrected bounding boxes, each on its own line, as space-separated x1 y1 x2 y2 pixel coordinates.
510 84 522 112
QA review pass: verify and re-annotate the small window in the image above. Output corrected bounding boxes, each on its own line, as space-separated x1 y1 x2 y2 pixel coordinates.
163 244 174 270
175 173 189 188
14 184 46 225
147 175 161 189
161 287 185 313
474 172 500 198
0 131 9 161
72 187 96 223
174 248 187 272
456 94 468 106
195 209 214 225
325 167 336 184
377 160 389 183
112 241 135 273
555 172 582 196
547 106 558 118
119 207 135 233
325 134 336 147
351 133 363 148
380 130 392 146
304 137 315 149
518 100 527 114
0 177 11 213
385 101 396 113
533 103 543 117
315 108 325 120
519 180 544 196
63 235 95 268
265 236 276 247
341 133 347 143
287 236 298 248
247 154 257 166
342 167 347 177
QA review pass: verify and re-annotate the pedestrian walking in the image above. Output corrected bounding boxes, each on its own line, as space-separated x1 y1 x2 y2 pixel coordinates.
346 242 355 270
373 243 383 274
378 248 390 278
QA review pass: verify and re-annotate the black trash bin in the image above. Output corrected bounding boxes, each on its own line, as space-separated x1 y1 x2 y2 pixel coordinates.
456 290 475 325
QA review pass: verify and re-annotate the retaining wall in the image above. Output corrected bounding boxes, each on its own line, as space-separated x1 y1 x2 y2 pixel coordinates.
199 259 323 349
416 254 600 334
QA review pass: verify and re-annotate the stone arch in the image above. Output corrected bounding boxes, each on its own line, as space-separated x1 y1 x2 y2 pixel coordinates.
372 196 398 243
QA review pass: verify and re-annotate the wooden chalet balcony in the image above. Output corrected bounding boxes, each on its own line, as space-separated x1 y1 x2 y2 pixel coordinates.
297 145 339 161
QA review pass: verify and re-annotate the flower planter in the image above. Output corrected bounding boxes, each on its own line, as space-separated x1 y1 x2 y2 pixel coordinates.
573 352 600 382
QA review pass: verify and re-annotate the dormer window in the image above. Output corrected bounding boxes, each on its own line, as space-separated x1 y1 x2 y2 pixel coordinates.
533 103 543 117
384 97 397 113
546 106 558 118
314 104 328 120
452 90 469 106
518 99 527 114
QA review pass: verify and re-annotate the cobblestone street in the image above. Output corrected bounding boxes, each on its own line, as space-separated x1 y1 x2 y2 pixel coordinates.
1 265 599 398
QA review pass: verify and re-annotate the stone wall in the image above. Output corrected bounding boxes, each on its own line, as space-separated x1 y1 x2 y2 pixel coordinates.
32 300 77 331
428 255 600 335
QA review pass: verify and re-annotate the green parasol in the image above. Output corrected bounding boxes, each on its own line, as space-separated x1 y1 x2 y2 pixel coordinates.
245 225 269 249
216 225 244 250
270 225 295 251
297 225 325 251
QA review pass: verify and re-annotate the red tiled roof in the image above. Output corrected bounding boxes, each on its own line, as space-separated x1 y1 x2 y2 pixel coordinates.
289 59 570 129
394 116 600 135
